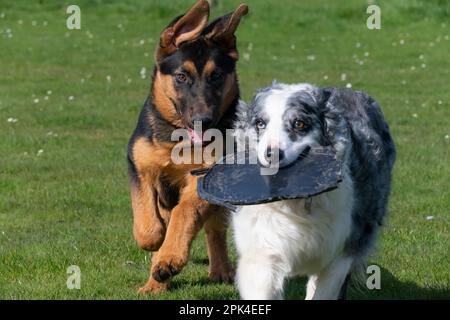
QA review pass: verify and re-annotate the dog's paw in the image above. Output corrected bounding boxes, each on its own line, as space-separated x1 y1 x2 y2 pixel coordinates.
208 265 235 284
137 279 169 294
152 255 186 283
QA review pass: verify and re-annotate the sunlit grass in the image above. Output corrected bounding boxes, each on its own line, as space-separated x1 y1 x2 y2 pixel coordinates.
0 0 449 299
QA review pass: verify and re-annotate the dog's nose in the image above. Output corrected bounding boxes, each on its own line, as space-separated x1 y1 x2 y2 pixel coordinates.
191 114 213 129
265 147 285 163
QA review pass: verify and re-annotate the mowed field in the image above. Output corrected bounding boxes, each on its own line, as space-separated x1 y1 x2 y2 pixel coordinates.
0 0 449 299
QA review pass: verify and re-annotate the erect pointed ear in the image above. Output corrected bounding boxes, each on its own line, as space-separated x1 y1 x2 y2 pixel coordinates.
156 0 210 61
204 4 249 60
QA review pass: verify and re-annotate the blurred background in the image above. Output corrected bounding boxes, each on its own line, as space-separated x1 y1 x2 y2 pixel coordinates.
0 0 449 299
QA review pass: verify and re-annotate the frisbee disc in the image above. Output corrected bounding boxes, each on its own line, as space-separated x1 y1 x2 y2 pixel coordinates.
196 146 342 207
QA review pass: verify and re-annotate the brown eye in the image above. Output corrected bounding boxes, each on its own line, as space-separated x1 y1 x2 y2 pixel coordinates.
175 73 187 83
255 119 266 130
294 120 306 130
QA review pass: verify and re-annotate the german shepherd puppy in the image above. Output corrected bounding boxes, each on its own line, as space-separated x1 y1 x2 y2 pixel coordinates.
127 0 248 293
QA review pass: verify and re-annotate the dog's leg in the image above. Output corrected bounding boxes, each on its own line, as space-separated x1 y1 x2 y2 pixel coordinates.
306 273 351 299
138 204 170 294
305 275 318 300
132 179 171 294
236 256 285 300
131 177 166 252
204 207 234 283
137 250 169 294
306 256 353 300
136 198 173 294
338 273 351 300
151 175 211 283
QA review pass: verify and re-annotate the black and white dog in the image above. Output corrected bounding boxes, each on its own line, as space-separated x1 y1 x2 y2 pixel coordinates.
232 82 396 300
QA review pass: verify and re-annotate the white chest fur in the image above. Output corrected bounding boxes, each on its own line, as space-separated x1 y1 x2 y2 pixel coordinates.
232 170 354 299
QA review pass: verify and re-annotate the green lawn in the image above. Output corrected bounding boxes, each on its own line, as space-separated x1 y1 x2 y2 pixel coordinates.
0 0 449 299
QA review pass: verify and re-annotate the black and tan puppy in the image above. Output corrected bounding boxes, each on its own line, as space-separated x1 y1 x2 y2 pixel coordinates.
127 0 248 293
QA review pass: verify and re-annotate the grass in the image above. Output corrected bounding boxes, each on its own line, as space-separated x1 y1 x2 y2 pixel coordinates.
0 0 449 299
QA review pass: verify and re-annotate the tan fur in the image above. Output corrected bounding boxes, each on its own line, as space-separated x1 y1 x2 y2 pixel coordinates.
131 135 233 293
152 72 184 128
203 59 216 77
183 61 199 77
138 251 169 294
131 138 171 251
131 183 165 252
204 207 234 282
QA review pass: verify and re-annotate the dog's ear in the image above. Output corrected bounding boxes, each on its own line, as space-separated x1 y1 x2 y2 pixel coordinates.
315 88 334 145
156 0 210 61
316 88 332 109
204 4 249 60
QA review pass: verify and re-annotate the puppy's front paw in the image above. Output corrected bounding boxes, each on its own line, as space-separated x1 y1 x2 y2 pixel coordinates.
152 255 186 282
137 279 169 294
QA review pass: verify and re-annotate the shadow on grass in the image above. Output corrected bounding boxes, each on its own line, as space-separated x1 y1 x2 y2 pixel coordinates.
170 264 450 300
191 257 210 266
285 266 450 300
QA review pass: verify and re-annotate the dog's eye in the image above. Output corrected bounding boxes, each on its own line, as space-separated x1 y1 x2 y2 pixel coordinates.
294 120 307 131
175 73 188 83
255 119 266 130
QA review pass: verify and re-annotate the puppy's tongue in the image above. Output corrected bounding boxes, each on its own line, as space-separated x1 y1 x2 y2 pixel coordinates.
188 128 203 144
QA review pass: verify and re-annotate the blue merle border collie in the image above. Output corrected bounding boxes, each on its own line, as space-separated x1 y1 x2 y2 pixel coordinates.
232 82 396 300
